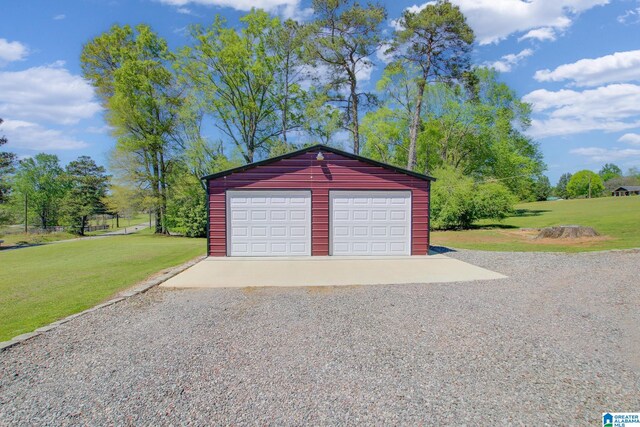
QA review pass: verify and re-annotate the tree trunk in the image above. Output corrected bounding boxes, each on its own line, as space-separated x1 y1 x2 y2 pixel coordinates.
350 82 360 154
79 215 87 236
152 156 163 234
407 79 426 171
158 150 169 235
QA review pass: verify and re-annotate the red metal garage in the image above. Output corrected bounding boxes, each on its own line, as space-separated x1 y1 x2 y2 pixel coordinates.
202 144 435 257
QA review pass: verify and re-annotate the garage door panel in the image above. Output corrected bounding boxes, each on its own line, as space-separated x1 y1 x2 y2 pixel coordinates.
331 191 411 256
228 191 311 256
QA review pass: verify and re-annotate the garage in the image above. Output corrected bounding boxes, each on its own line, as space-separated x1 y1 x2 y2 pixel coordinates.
330 191 411 256
203 144 434 257
227 190 311 256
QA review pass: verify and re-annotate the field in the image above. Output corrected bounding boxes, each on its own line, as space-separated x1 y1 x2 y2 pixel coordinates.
0 213 150 246
431 196 640 252
0 230 205 341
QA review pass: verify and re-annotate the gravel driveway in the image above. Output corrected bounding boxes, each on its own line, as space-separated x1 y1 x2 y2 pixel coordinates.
1 249 639 425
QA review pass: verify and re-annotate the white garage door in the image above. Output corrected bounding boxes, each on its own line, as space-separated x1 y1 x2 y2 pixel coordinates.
227 190 311 256
330 191 412 256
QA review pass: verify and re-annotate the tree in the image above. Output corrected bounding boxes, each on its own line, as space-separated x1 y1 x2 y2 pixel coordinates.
566 170 604 198
599 163 622 182
61 156 110 235
533 175 552 201
179 11 287 163
387 0 474 171
0 118 17 225
362 67 545 201
555 173 572 198
305 0 387 154
82 24 184 234
271 19 310 147
12 154 67 228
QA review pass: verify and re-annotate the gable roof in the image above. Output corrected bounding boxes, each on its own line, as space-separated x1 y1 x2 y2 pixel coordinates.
201 144 436 182
613 186 640 191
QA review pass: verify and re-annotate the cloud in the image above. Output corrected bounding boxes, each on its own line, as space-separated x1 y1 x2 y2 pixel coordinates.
401 0 608 45
617 6 640 24
0 38 29 65
0 119 88 151
523 84 640 138
156 0 313 20
0 63 101 125
619 133 640 146
176 7 193 14
569 147 640 163
534 50 640 87
53 14 66 20
486 48 533 72
375 42 394 64
518 27 556 42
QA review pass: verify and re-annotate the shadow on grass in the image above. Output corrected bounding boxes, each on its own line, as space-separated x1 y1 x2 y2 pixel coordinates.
0 242 45 251
468 223 519 230
511 209 550 218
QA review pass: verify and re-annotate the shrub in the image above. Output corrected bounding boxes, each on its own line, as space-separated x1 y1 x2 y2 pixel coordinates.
430 166 516 230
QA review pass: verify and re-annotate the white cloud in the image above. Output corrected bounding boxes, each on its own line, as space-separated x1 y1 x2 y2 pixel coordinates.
570 147 640 163
534 50 640 87
402 0 608 45
0 38 28 65
518 27 556 42
53 14 66 20
176 7 193 14
376 42 394 64
523 84 640 138
486 48 533 72
156 0 312 20
617 6 640 24
0 63 101 125
0 119 88 151
619 133 640 146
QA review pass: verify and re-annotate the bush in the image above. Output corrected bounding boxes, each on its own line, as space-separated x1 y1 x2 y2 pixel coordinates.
166 174 207 238
430 166 516 230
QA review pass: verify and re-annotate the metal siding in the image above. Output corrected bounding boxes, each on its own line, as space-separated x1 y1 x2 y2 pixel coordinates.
207 151 430 256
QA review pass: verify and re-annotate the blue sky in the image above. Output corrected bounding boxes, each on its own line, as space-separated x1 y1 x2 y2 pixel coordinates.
1 0 640 183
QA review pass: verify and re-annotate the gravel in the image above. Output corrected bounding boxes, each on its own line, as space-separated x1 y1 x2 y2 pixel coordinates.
1 249 639 425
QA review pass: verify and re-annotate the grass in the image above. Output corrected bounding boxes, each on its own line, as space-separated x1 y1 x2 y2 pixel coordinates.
0 231 205 341
431 196 640 252
0 213 151 246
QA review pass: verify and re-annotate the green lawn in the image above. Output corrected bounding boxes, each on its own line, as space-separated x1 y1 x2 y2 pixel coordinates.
432 196 640 252
0 231 205 341
0 213 151 246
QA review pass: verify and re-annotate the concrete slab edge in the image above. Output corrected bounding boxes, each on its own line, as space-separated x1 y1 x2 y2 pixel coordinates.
0 255 206 353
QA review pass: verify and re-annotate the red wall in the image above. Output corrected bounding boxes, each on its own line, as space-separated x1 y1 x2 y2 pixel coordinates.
208 150 431 256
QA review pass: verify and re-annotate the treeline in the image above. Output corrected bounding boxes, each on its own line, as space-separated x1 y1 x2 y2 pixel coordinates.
553 164 640 199
0 147 109 236
1 1 549 233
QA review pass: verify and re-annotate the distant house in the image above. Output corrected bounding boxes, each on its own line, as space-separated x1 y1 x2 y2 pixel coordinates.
612 186 640 196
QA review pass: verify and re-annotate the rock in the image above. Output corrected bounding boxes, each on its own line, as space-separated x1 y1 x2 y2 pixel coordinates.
535 225 599 239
